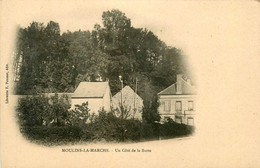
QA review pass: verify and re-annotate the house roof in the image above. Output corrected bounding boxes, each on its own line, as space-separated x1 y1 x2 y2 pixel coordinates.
72 82 109 98
112 86 144 111
158 79 196 95
113 86 143 101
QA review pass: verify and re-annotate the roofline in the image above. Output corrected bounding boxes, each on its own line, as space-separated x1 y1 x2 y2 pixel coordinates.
71 97 104 99
158 83 176 95
158 94 197 96
72 81 109 98
113 85 143 100
158 78 196 95
78 81 109 83
102 83 108 98
181 78 195 88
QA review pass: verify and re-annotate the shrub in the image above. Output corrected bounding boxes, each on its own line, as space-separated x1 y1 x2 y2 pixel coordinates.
17 94 71 127
20 126 83 145
17 95 50 127
66 102 91 127
142 97 161 124
159 118 194 138
123 119 142 141
17 97 194 145
140 122 155 140
88 110 125 142
82 109 142 142
16 94 78 145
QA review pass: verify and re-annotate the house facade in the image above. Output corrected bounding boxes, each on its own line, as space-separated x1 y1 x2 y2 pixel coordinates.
71 82 111 114
112 86 143 120
158 74 196 125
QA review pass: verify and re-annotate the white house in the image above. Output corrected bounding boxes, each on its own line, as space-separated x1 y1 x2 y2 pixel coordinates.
71 82 111 114
158 74 196 125
112 86 143 120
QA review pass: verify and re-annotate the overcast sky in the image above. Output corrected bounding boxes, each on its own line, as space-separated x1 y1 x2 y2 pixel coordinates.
13 1 196 49
2 1 260 75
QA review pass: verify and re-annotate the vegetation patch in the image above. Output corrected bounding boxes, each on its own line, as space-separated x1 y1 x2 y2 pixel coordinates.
17 95 194 146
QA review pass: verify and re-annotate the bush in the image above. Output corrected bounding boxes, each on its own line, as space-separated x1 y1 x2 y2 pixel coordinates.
159 118 194 138
123 119 142 141
66 102 91 127
17 95 50 127
140 122 155 140
17 94 71 127
86 111 122 141
20 126 83 145
83 110 142 142
16 98 194 145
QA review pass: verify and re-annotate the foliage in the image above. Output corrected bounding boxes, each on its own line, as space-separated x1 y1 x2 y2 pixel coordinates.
86 110 123 141
111 104 132 120
17 95 49 127
82 108 142 142
21 126 83 145
62 30 110 86
14 9 193 136
17 94 71 127
17 98 193 145
66 102 91 127
142 94 161 124
140 121 156 140
159 118 194 138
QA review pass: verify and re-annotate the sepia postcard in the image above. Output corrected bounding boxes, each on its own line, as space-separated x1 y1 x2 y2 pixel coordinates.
1 0 260 167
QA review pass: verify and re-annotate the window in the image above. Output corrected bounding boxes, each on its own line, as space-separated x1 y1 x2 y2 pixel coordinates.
163 100 171 112
187 117 194 125
175 101 182 112
188 101 194 110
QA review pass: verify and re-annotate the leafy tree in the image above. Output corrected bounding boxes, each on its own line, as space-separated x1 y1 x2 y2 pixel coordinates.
17 95 48 126
48 94 71 126
62 30 110 87
151 47 184 88
111 104 132 120
15 21 69 94
15 9 190 125
66 102 91 127
17 94 70 127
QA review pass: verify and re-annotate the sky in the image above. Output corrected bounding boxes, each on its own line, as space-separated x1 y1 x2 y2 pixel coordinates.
2 0 260 113
12 1 194 49
4 1 257 76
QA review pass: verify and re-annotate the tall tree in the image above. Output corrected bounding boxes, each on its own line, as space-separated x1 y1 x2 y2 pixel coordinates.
15 21 71 94
62 30 109 88
15 10 190 123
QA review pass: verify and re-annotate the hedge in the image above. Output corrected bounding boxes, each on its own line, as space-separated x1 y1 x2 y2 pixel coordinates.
17 96 194 146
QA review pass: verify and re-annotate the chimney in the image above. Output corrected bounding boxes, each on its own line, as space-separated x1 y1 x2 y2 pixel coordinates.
176 74 182 94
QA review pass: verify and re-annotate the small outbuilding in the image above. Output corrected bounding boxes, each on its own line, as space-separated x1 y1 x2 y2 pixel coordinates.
112 86 143 120
71 82 111 114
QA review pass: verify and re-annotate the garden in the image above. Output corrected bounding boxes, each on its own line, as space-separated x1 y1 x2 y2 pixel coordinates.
17 94 194 146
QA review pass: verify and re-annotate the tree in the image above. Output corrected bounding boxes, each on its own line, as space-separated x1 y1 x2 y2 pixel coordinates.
67 102 91 127
16 94 71 127
15 10 190 125
48 94 71 126
150 47 184 88
15 21 68 94
62 30 110 88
